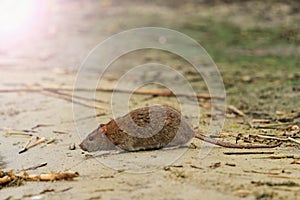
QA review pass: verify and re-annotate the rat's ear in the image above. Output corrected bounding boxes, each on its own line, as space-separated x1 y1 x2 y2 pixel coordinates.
99 125 107 135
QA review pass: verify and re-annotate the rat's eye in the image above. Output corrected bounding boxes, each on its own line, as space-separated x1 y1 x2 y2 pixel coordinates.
88 136 94 141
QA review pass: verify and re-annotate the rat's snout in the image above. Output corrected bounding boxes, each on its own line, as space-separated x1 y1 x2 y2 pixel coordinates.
79 125 113 152
79 142 87 151
79 128 102 152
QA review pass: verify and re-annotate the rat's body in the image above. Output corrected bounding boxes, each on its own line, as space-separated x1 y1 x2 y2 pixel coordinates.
80 105 194 152
80 105 281 152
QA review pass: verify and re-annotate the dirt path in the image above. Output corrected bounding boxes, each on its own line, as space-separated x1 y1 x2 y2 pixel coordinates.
1 1 300 199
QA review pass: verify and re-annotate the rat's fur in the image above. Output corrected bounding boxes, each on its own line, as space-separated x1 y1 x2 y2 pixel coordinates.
79 105 194 152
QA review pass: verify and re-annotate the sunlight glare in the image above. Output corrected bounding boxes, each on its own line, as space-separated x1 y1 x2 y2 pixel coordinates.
0 0 38 38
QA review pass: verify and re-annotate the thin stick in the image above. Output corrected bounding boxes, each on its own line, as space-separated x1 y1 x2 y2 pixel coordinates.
27 137 47 149
39 90 108 110
19 137 47 154
31 124 54 130
5 131 34 137
243 169 280 175
22 162 47 171
58 187 73 193
14 171 79 181
97 88 225 100
255 122 294 129
0 175 11 185
255 134 288 141
46 85 219 99
194 133 282 149
3 128 38 133
0 87 225 100
45 89 108 103
261 155 295 159
41 138 56 147
288 137 300 145
0 84 108 110
0 88 41 93
53 130 69 134
75 113 106 122
251 119 271 123
23 136 36 149
224 151 274 155
228 105 244 116
190 164 203 169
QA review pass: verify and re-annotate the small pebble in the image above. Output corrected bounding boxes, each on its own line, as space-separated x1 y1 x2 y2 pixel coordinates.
69 143 76 150
209 162 221 169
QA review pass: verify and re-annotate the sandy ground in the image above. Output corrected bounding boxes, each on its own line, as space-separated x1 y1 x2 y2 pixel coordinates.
1 1 300 200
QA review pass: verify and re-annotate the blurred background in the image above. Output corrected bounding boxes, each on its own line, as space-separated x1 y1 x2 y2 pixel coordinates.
0 0 299 111
0 1 300 198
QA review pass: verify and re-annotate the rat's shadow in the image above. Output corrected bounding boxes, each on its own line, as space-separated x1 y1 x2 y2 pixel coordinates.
83 144 190 159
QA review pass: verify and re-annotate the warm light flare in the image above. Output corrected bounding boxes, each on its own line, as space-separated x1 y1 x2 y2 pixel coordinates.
0 0 38 38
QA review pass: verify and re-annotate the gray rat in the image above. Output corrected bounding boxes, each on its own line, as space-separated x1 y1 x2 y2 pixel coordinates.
79 105 281 152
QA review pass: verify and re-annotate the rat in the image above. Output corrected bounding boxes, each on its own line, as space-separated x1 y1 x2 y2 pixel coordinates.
79 105 281 152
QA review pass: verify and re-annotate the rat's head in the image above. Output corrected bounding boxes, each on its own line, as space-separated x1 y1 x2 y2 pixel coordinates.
79 124 116 152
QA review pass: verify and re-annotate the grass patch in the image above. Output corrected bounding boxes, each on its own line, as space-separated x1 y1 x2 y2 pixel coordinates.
178 20 300 68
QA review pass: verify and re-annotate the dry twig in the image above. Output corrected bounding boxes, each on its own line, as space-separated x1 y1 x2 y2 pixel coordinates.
31 124 54 130
23 171 79 181
5 131 34 137
251 119 271 123
195 133 282 149
44 89 107 103
19 137 47 154
263 155 296 159
227 105 244 116
255 122 294 129
254 134 288 142
244 169 280 175
0 86 225 100
0 170 79 188
22 163 47 171
223 151 274 155
287 137 300 145
53 130 69 134
39 89 108 110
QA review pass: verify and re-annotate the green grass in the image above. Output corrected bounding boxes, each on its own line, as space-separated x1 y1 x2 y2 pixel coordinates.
102 2 300 113
109 8 300 94
178 20 299 70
